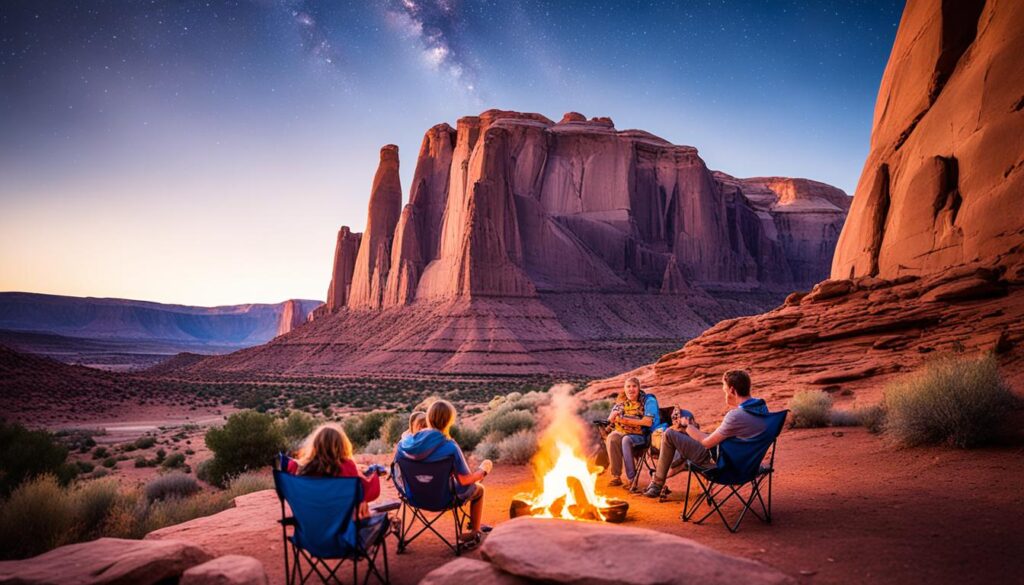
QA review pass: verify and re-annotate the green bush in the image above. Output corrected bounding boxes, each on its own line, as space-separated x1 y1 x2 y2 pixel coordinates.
579 399 613 422
134 436 157 450
856 404 886 434
73 479 120 540
380 414 406 446
145 472 199 502
496 430 537 464
450 425 482 452
161 453 186 470
101 457 117 469
0 422 72 496
0 475 75 559
342 411 392 449
92 446 109 460
788 390 833 428
479 409 536 439
883 354 1017 448
281 411 316 444
76 461 95 474
473 434 502 461
204 411 285 486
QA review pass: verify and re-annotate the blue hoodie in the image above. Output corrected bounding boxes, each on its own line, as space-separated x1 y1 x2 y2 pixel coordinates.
739 397 770 416
395 429 471 475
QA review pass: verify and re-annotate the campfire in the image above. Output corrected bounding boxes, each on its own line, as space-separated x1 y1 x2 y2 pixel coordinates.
510 386 629 523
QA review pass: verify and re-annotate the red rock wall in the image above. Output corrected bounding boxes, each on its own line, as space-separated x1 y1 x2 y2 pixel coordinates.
832 0 1024 279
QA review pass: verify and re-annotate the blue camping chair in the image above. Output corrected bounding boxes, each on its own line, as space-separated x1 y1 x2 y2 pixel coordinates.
390 454 472 556
274 458 391 584
681 409 788 533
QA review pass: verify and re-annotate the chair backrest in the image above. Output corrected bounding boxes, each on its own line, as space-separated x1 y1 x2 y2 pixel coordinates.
712 410 788 485
273 469 362 559
657 406 676 424
391 455 458 512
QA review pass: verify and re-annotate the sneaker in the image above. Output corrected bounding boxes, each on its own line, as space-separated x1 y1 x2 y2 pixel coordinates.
608 477 623 487
642 482 664 498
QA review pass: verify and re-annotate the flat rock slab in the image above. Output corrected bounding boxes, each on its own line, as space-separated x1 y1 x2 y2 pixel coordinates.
420 558 531 585
0 537 211 585
481 517 793 585
180 555 268 585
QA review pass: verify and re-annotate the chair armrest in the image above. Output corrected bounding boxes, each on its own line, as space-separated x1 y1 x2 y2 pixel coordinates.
279 517 297 527
371 500 401 514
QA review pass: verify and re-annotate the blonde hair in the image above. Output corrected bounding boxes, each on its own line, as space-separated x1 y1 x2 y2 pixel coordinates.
408 411 427 435
427 400 456 436
294 424 353 476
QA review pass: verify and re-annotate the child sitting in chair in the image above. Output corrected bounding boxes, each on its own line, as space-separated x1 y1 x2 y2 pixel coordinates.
289 424 382 517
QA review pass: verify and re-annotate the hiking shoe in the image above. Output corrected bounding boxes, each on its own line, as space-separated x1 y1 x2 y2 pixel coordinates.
642 482 664 498
608 477 623 487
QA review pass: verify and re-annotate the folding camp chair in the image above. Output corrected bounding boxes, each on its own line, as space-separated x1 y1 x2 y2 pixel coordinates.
627 406 678 492
681 409 788 533
390 454 473 556
273 468 391 585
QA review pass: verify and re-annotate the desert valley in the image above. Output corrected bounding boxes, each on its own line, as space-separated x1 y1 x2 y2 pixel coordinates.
1 0 1023 584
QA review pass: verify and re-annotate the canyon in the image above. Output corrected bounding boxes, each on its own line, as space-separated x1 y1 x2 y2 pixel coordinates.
180 111 850 377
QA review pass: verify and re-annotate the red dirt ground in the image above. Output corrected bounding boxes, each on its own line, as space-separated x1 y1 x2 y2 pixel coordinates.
157 424 1024 584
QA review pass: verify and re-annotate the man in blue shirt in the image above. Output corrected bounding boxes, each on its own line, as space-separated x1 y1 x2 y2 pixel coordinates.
605 377 661 490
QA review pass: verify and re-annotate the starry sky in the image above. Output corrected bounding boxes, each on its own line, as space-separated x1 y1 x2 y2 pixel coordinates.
0 0 905 306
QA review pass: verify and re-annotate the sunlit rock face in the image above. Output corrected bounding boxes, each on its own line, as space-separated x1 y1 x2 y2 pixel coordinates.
584 0 1024 401
189 110 850 377
832 0 1024 280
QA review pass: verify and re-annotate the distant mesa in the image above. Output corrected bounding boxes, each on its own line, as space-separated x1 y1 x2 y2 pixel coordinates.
585 0 1024 404
180 109 851 377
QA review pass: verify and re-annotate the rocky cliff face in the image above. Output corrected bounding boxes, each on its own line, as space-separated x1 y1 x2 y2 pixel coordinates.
832 0 1023 280
274 299 308 337
186 111 849 377
585 0 1024 403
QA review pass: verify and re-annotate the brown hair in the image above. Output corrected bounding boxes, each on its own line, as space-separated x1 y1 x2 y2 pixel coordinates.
427 400 456 436
295 424 353 477
722 370 751 397
408 411 427 435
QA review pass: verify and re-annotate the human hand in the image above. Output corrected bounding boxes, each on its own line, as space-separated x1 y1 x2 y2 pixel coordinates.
683 416 695 428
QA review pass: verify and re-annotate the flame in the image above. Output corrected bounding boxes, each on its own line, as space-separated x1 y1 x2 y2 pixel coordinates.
520 385 611 521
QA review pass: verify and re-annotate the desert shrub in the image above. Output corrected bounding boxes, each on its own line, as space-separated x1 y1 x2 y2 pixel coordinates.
91 467 110 479
579 399 613 422
450 425 482 452
496 430 537 465
155 448 167 463
788 390 833 428
479 409 536 439
361 438 390 455
883 354 1017 448
473 434 502 461
101 457 117 469
281 411 316 444
223 471 273 502
0 475 75 559
0 421 71 496
141 491 226 534
76 460 95 473
342 411 392 449
92 446 109 459
161 452 186 470
73 479 120 539
145 472 200 502
134 436 157 450
380 414 406 446
204 411 286 486
828 408 861 427
856 404 886 433
194 458 216 483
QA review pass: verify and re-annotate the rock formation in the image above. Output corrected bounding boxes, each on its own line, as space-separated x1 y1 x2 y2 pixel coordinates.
182 111 849 377
584 0 1024 403
274 299 308 337
347 145 402 310
324 226 362 312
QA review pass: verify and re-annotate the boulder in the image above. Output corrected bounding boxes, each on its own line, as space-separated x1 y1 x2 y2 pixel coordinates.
0 538 211 585
420 558 531 585
480 517 793 585
179 555 268 585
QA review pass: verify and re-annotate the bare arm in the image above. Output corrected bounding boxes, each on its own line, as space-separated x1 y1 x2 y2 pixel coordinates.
683 417 728 449
455 470 486 486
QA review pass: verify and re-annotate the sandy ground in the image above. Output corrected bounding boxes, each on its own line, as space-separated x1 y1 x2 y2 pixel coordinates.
153 425 1024 585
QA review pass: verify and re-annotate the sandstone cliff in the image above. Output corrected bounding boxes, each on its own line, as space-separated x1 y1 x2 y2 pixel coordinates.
185 111 849 377
584 0 1024 403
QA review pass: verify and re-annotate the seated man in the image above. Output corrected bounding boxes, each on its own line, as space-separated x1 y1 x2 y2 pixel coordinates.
642 369 770 498
605 377 661 488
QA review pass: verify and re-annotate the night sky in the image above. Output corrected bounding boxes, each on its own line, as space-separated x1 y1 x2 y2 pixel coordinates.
0 0 905 305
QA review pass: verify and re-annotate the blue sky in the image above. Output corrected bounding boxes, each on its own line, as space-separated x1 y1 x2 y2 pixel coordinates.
0 0 904 305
